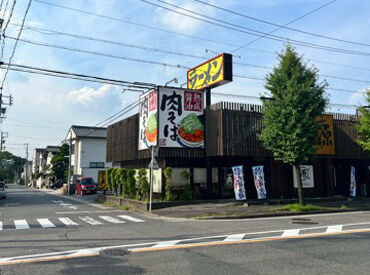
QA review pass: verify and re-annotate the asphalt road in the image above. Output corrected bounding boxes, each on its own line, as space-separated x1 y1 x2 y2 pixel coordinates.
1 184 370 274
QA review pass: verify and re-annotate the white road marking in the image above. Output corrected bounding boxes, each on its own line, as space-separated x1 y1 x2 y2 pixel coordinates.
282 229 300 237
14 219 30 230
37 219 55 228
55 210 119 214
52 200 78 210
0 223 369 265
151 240 180 248
79 216 103 225
58 217 79 226
0 221 2 231
117 215 145 223
326 225 343 233
223 234 245 242
99 216 125 224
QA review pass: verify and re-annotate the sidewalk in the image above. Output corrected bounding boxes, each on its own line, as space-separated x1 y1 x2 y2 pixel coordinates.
150 197 370 220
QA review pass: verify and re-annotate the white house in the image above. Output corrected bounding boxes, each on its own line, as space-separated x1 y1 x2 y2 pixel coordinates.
32 148 45 188
66 125 111 183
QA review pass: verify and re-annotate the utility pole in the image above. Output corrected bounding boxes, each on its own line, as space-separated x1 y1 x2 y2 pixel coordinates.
24 143 28 186
0 132 8 152
67 136 72 195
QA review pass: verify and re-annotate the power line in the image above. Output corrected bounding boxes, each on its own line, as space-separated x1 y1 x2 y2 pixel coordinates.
0 62 156 88
143 0 370 57
193 0 370 50
0 0 32 91
32 0 238 48
31 0 370 72
16 26 370 85
7 36 370 93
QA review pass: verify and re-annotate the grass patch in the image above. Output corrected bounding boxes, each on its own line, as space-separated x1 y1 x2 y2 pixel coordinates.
277 203 324 212
340 205 348 210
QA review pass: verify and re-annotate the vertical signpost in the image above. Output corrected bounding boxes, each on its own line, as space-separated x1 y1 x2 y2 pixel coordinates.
187 53 233 198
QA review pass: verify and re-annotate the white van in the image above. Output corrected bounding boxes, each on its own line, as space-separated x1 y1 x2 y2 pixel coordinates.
0 181 6 199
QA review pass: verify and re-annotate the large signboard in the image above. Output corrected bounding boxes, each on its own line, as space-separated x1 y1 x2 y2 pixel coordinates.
158 87 204 148
138 89 158 150
187 53 233 90
316 114 335 155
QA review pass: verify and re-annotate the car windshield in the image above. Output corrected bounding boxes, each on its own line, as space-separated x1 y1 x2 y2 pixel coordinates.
80 178 94 185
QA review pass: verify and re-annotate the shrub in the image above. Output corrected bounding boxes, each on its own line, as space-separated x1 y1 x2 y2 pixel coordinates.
138 168 149 201
118 168 128 198
106 168 114 192
127 169 136 199
164 167 173 201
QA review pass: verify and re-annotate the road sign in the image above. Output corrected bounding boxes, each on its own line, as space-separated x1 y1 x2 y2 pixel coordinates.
148 158 159 170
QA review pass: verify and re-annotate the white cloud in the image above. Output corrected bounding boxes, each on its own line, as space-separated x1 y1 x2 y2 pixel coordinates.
66 84 119 106
349 87 369 105
156 0 216 34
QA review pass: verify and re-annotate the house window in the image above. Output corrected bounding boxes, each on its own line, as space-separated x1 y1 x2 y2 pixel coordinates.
71 144 75 154
89 162 105 168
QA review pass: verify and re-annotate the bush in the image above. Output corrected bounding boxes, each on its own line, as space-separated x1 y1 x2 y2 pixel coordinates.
138 168 149 201
164 167 173 201
179 184 193 201
106 168 114 191
127 169 136 199
118 168 128 198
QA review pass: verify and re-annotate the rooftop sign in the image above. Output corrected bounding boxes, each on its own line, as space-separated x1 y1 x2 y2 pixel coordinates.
187 53 233 90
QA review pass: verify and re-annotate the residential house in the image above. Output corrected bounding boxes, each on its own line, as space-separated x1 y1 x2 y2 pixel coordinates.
31 148 45 188
66 125 111 183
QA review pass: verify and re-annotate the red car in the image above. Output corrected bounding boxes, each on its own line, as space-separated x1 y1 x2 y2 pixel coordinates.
75 177 97 195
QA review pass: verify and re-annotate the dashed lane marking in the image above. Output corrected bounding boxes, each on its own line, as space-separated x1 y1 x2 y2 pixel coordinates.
282 229 300 237
14 219 29 230
37 219 56 228
0 221 2 231
99 216 125 224
117 215 145 223
58 217 79 226
223 234 245 242
1 224 370 265
326 225 343 233
78 216 103 225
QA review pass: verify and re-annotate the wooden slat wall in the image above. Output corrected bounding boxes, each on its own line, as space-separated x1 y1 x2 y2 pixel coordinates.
107 101 366 162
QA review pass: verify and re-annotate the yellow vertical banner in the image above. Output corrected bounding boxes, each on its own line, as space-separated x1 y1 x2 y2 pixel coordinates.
316 114 335 155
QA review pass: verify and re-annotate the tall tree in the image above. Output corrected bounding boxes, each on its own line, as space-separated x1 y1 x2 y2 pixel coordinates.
357 90 370 152
259 45 327 205
50 144 69 180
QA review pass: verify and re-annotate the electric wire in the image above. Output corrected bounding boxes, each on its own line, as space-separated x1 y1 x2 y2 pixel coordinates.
143 0 370 57
193 0 370 49
0 0 32 91
15 26 370 85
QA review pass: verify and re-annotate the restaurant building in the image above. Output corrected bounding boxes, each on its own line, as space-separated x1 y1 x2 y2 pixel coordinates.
106 98 370 200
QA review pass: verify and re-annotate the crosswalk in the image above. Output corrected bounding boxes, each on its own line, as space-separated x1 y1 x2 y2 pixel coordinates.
0 214 145 231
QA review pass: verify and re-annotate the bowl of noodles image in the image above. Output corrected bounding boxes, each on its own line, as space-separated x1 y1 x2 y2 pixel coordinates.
145 114 157 146
178 113 204 147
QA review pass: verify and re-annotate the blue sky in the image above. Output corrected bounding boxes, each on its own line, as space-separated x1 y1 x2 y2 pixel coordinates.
1 0 369 158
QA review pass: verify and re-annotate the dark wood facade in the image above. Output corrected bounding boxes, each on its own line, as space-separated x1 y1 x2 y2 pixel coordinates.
107 101 369 199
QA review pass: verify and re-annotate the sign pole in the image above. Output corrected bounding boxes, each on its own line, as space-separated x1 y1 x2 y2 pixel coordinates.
149 146 154 211
205 86 212 199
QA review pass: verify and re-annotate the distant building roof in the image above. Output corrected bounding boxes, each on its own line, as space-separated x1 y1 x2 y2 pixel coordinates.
71 125 107 139
45 146 60 153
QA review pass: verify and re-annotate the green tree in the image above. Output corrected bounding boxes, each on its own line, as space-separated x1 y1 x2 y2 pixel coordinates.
50 144 69 180
259 45 327 205
138 168 149 201
106 167 114 192
0 151 26 181
357 90 370 152
118 168 128 198
164 167 173 201
127 169 136 199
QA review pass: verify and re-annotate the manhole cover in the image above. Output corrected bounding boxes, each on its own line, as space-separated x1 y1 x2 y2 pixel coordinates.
101 248 129 257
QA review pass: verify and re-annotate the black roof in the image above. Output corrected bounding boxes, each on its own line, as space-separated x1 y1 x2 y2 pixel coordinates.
71 125 107 139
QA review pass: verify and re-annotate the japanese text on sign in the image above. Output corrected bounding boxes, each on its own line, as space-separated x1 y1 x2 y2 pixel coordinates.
138 89 158 150
187 53 232 90
316 114 335 155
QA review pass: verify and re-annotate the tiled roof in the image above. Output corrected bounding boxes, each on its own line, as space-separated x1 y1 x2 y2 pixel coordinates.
71 125 107 139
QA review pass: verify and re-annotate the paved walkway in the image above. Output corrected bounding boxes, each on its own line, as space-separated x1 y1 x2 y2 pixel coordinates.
151 197 370 219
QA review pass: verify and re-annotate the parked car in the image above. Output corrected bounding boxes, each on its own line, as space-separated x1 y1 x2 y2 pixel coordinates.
49 179 65 190
75 177 97 195
0 181 6 199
